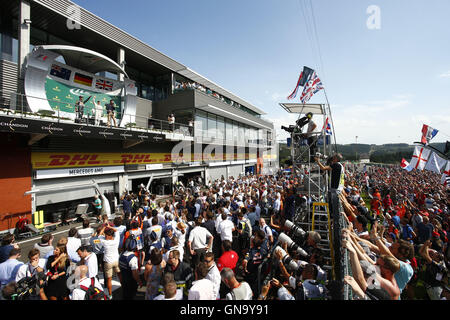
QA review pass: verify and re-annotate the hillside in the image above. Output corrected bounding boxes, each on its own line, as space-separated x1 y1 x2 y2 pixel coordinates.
278 142 447 166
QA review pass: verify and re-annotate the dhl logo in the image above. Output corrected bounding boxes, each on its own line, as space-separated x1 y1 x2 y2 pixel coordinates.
32 152 260 169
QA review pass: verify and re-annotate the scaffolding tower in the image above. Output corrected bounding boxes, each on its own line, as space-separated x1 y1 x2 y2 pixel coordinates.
279 103 334 229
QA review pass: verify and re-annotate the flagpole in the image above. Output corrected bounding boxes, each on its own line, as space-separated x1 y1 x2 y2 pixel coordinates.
322 88 337 153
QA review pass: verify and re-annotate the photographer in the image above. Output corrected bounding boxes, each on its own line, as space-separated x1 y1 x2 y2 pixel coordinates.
315 153 345 194
13 248 47 300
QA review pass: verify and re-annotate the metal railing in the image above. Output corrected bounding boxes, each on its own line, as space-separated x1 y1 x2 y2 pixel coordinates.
328 190 353 300
0 89 193 136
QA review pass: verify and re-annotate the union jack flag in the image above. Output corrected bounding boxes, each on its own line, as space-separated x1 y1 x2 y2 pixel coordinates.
95 79 113 91
299 71 324 104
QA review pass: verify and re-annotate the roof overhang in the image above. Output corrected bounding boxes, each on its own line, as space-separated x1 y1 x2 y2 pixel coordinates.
40 45 128 78
279 103 325 115
178 67 266 116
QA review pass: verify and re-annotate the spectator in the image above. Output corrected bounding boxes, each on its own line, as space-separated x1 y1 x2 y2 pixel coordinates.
67 228 81 263
118 237 142 300
216 240 239 273
187 217 214 269
78 219 94 246
203 252 221 300
220 267 253 300
0 234 19 264
163 249 193 299
33 234 54 258
0 248 23 291
99 226 121 299
44 244 70 300
70 265 104 300
188 262 215 300
76 245 98 279
144 248 164 300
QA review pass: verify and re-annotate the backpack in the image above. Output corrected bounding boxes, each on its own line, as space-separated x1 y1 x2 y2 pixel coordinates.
79 278 109 300
123 232 138 252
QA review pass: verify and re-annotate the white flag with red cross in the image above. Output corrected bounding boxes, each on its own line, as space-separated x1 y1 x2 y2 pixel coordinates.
409 146 431 171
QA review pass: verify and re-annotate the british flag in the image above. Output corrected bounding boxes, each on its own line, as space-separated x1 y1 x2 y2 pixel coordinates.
299 71 324 104
95 79 113 91
322 117 332 136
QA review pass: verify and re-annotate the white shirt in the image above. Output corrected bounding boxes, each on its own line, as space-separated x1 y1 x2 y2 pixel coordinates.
218 219 235 242
100 233 120 264
15 260 46 282
188 278 215 300
78 228 94 246
188 226 212 250
147 225 162 242
164 246 184 263
225 281 253 300
206 264 221 299
67 237 81 255
262 224 273 239
84 253 98 279
71 276 104 300
154 288 183 300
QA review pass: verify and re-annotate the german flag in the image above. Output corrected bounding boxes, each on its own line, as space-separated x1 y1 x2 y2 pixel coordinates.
74 72 93 87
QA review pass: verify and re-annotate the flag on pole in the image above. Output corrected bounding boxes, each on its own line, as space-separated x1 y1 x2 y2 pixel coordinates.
441 161 450 185
421 124 438 145
299 71 324 104
400 158 413 172
322 117 332 135
409 146 431 170
424 152 447 174
286 66 314 100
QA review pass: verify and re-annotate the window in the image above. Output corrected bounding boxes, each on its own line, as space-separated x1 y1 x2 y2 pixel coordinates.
232 121 239 142
0 33 18 63
195 110 207 138
225 118 233 141
207 113 217 138
238 123 245 144
217 116 225 140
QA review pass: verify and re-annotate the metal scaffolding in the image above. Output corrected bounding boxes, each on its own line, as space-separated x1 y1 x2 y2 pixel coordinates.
279 103 334 229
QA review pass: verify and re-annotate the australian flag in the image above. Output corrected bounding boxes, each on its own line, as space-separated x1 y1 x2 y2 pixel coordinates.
50 64 71 81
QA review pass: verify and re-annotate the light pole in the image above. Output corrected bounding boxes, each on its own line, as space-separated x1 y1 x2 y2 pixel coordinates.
355 136 358 162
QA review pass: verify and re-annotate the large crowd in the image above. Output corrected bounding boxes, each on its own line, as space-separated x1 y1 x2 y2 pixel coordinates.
0 171 333 301
340 164 449 300
0 160 448 301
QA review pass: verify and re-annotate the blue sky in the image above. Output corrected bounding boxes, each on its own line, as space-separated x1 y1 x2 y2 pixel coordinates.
73 0 450 145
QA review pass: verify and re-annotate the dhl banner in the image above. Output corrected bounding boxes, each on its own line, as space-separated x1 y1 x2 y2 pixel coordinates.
32 152 258 169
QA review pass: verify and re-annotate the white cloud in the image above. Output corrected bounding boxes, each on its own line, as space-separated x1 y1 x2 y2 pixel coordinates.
439 71 450 78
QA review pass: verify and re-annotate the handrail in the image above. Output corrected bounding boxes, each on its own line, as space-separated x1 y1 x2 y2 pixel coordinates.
0 89 193 136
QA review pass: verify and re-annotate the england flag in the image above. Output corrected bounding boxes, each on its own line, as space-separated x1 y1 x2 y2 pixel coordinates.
409 146 431 171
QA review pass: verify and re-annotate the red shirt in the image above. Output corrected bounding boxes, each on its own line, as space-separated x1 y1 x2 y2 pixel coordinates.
216 250 239 272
